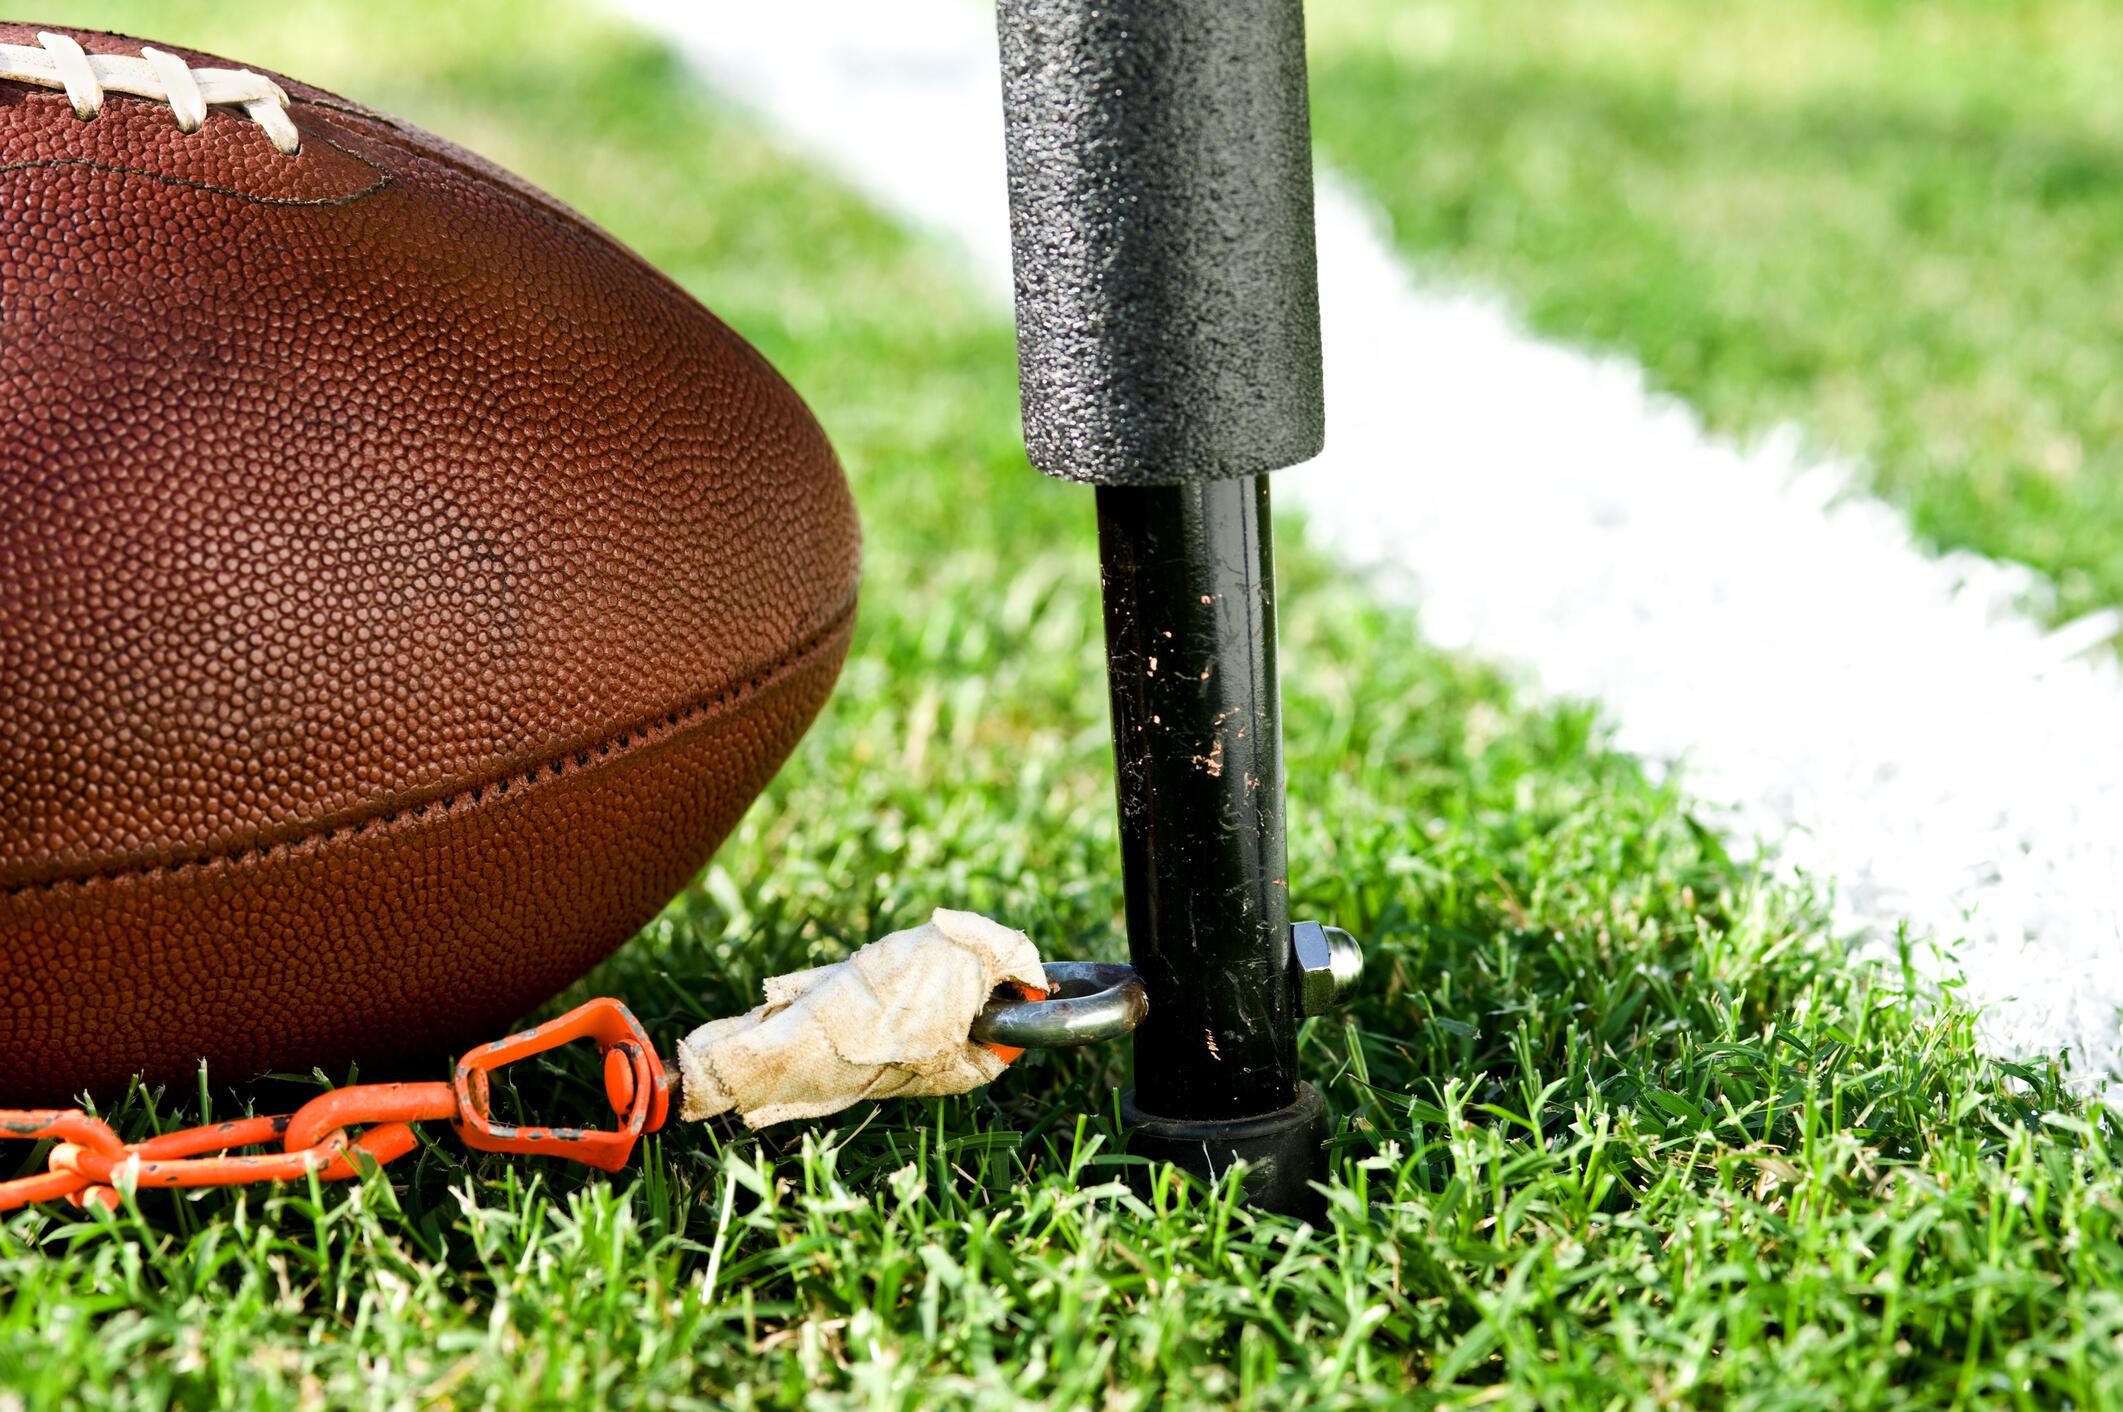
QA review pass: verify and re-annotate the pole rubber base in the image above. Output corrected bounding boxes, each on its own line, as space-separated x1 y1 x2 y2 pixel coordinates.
1120 1082 1329 1218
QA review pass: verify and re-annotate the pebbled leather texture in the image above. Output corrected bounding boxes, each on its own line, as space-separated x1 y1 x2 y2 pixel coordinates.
0 25 862 1101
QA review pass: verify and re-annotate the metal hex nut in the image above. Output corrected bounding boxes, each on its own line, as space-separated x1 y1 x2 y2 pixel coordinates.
1291 921 1362 1016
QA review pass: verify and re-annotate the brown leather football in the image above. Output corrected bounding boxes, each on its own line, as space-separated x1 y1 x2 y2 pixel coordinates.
0 25 861 1102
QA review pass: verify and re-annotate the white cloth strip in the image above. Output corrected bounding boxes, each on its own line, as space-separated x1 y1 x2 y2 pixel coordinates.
675 909 1047 1128
1 34 299 153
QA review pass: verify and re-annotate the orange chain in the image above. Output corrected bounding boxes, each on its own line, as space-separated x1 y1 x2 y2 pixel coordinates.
0 998 672 1213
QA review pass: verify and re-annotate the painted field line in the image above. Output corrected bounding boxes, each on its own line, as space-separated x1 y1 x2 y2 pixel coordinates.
612 0 2123 1083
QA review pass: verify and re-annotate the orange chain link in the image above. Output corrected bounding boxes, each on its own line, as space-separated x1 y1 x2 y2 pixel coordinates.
0 998 672 1213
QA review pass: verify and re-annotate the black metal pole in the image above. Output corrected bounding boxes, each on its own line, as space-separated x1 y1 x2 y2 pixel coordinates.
1098 477 1294 1119
996 0 1333 1213
1099 477 1326 1213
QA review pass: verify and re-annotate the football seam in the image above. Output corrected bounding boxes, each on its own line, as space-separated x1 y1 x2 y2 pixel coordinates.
295 104 739 335
3 594 858 896
0 140 392 207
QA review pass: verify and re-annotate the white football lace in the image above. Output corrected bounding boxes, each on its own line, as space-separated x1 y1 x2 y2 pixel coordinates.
0 32 300 154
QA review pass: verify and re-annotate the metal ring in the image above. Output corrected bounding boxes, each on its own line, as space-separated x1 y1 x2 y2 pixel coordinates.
970 962 1147 1049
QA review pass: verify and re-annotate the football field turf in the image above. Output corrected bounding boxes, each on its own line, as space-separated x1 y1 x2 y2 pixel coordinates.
1309 0 2123 630
9 2 2123 1406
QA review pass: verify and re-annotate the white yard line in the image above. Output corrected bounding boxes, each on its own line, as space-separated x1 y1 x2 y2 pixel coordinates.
613 0 2123 1083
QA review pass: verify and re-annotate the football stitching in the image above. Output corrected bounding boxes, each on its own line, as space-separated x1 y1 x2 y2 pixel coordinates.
0 149 393 208
0 32 301 153
2 595 859 896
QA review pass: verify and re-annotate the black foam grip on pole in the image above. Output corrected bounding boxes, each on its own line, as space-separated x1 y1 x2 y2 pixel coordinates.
996 0 1326 487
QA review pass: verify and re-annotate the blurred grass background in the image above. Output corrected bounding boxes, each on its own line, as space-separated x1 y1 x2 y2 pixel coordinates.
8 2 2123 1406
1310 0 2123 627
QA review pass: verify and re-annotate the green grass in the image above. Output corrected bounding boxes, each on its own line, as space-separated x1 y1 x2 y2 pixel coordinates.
9 2 2123 1406
1308 0 2123 627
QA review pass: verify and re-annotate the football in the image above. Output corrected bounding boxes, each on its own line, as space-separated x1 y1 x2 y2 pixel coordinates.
0 25 861 1102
